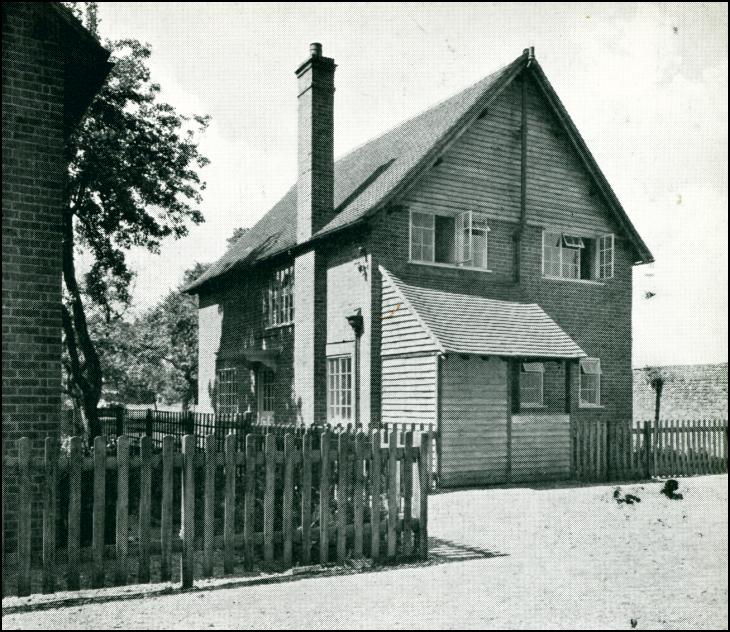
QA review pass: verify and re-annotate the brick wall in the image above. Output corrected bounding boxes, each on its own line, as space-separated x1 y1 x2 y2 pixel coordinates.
2 2 68 553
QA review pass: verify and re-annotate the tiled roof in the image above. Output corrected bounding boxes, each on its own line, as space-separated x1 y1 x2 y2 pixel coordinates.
185 49 653 293
382 268 586 359
184 55 525 292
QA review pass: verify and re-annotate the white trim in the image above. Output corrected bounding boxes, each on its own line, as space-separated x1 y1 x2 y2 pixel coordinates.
408 260 493 273
543 276 605 286
519 361 544 407
578 357 601 407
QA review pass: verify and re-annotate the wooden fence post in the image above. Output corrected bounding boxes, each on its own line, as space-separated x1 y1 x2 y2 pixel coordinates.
301 429 312 565
139 435 152 583
42 437 58 594
92 436 106 589
283 433 294 568
370 428 381 564
115 435 130 586
16 438 31 597
67 436 82 591
203 434 216 577
264 434 275 563
419 432 429 560
224 433 236 573
387 429 398 561
353 431 364 559
336 431 349 564
402 431 414 557
161 435 174 582
181 434 195 589
320 429 331 564
644 421 653 479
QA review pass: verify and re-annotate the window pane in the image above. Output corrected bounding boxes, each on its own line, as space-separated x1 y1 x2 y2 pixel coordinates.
435 215 456 263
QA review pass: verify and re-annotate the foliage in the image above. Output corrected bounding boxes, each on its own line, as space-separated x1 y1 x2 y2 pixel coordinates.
60 3 210 440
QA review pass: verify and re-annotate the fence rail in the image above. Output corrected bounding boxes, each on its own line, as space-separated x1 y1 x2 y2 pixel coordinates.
573 418 728 482
2 428 430 598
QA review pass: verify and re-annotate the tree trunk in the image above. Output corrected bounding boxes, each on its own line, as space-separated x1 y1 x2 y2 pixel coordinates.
62 209 103 445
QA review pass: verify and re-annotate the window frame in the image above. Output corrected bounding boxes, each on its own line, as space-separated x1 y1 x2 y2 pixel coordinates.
579 357 602 408
216 367 239 416
542 230 614 283
409 208 491 271
327 355 353 424
257 367 276 424
519 362 545 408
264 265 294 328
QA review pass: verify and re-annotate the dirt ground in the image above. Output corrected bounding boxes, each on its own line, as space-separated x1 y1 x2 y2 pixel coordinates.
2 475 727 630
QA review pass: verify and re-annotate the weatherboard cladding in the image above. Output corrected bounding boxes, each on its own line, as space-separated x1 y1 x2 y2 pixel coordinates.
381 268 586 359
185 49 652 294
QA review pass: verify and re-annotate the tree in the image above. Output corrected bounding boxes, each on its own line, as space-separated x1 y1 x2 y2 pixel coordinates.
226 226 250 247
134 263 209 411
61 5 210 440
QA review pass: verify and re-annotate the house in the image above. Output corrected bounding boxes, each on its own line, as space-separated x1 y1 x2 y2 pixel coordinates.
2 1 110 543
634 363 728 422
184 44 653 486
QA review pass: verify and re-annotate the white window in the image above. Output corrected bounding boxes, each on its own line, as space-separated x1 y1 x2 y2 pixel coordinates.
520 362 544 407
542 231 614 281
579 358 601 407
257 367 275 424
264 265 294 327
216 367 239 416
327 355 352 423
410 209 489 269
597 234 614 279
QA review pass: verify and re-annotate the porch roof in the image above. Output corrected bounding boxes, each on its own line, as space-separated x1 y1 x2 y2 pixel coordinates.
382 268 586 359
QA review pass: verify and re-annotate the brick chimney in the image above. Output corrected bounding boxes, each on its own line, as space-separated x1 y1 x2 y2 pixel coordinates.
296 42 336 243
293 44 335 425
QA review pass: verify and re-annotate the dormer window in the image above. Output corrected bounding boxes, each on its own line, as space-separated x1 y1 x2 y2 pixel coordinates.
410 209 490 270
542 231 614 281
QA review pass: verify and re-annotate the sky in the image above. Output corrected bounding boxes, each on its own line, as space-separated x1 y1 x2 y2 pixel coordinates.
94 2 728 368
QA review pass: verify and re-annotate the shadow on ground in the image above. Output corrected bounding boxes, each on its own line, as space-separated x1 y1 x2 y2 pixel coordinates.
1 537 507 615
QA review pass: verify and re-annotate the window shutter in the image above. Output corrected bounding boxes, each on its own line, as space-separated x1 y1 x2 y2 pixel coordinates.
456 211 472 263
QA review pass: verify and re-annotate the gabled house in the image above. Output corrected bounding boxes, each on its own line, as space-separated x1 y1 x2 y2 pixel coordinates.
184 44 653 486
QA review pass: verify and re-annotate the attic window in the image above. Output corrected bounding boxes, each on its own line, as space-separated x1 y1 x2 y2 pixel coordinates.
542 231 614 281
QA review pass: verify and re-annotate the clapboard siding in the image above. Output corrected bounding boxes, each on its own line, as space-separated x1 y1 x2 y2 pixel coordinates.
440 355 508 486
381 273 440 358
381 354 438 425
402 76 617 235
510 414 571 482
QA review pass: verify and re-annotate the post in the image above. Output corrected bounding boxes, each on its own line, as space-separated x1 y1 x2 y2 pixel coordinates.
320 428 331 564
224 433 236 573
17 438 31 597
67 437 82 591
42 437 58 594
161 435 174 582
644 421 653 479
419 432 429 560
115 435 130 586
139 435 152 583
181 435 195 588
92 436 106 589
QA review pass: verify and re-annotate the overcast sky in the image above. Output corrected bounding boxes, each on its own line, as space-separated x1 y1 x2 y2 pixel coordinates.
95 2 727 367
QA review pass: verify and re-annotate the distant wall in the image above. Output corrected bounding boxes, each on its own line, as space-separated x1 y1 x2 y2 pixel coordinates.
633 363 728 421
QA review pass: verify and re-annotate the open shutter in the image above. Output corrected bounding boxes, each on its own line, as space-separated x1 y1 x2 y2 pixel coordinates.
455 211 472 264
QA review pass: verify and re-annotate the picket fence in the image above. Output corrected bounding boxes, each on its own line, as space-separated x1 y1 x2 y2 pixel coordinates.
573 418 728 481
2 428 430 598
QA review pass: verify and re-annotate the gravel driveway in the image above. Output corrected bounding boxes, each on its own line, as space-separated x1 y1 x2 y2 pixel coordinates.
2 475 727 630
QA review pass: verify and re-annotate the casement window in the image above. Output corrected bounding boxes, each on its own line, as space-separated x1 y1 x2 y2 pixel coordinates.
542 231 614 281
519 362 544 407
579 358 601 407
327 355 352 423
257 367 276 424
410 209 489 269
263 265 294 327
216 367 239 415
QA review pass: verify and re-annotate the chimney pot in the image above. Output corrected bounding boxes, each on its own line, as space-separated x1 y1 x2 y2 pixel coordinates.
310 42 323 57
